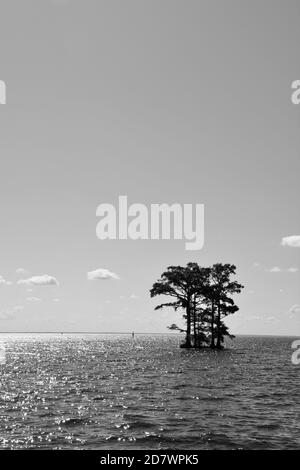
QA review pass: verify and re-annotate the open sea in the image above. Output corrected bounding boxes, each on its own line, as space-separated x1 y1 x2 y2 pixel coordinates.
0 334 299 450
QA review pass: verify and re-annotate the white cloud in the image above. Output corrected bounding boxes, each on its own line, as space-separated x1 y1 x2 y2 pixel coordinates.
290 304 300 314
53 298 60 303
281 235 300 248
16 268 30 276
87 269 120 281
267 267 282 273
287 267 299 273
26 297 41 302
18 274 59 287
0 276 12 286
252 262 260 268
266 267 298 273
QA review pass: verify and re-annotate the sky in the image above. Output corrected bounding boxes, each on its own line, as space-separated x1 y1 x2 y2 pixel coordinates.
0 0 299 335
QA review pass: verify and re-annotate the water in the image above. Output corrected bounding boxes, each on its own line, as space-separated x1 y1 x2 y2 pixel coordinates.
0 334 299 450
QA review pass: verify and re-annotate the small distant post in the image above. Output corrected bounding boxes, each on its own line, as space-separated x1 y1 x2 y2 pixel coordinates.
132 331 135 340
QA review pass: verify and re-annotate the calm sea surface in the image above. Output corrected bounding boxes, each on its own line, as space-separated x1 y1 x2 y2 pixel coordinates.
0 334 299 450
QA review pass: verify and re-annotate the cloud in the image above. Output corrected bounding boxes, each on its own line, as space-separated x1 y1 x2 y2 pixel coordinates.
87 269 120 281
18 274 59 287
287 267 299 273
0 276 12 286
26 297 41 302
267 267 281 273
53 298 60 303
290 304 300 314
252 262 260 268
281 235 300 248
16 268 30 276
266 267 298 273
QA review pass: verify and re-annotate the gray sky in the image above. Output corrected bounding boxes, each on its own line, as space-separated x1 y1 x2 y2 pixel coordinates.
0 0 299 335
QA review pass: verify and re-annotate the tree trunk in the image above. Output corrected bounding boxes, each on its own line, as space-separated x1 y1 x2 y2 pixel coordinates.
193 297 197 348
216 301 222 349
185 297 192 348
210 301 215 348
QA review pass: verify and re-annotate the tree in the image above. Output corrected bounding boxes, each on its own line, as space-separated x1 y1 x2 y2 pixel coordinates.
150 263 208 348
167 323 185 333
188 264 211 348
209 263 244 349
150 262 243 350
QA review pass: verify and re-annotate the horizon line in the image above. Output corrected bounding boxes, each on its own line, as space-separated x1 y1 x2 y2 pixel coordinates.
0 331 298 338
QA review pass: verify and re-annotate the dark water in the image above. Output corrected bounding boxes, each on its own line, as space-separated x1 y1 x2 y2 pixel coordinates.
0 334 299 450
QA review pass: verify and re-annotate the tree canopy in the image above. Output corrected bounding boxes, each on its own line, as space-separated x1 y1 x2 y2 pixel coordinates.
150 262 243 349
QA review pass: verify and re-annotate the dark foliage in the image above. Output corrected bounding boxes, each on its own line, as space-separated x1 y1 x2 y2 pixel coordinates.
150 263 244 349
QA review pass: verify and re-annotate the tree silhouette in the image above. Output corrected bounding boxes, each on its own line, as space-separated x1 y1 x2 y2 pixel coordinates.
209 263 244 349
150 262 243 349
150 263 208 347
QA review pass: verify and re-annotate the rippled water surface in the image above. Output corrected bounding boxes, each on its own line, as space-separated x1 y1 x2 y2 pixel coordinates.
0 334 299 449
